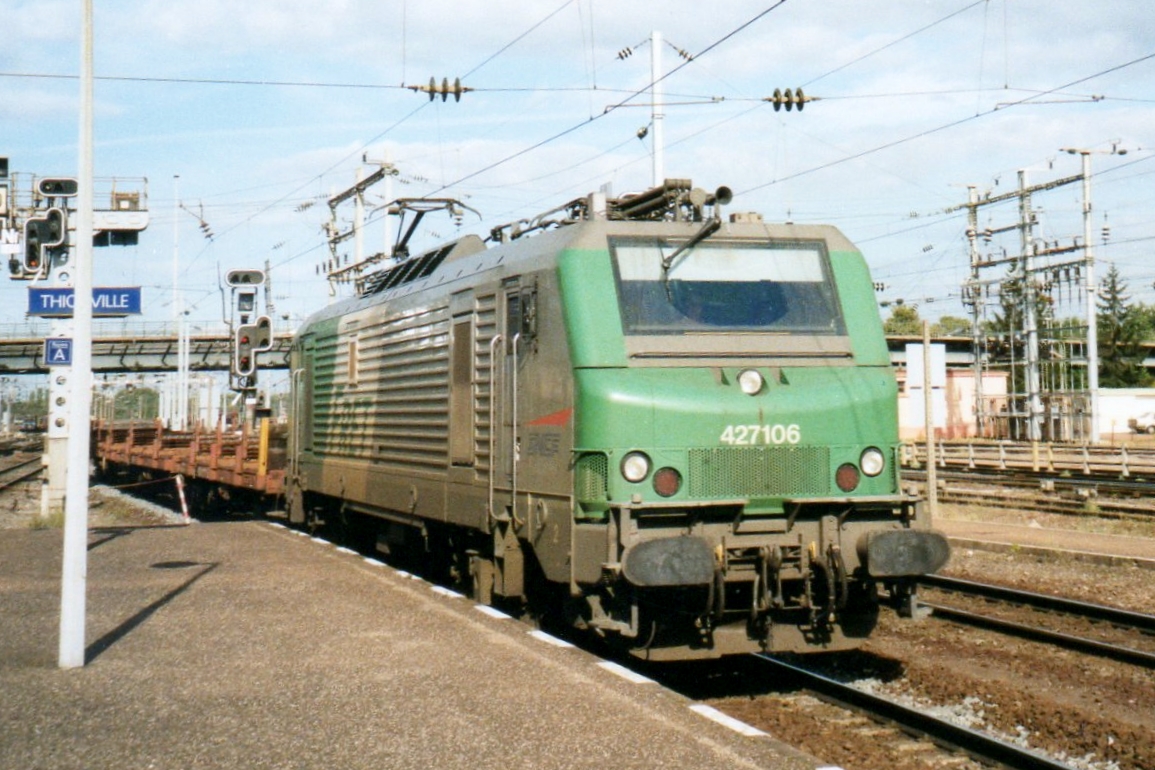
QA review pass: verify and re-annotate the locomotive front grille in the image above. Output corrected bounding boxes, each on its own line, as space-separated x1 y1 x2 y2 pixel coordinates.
575 452 609 502
688 446 830 498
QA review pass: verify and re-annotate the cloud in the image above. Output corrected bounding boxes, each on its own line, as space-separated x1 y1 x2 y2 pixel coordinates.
4 0 1155 326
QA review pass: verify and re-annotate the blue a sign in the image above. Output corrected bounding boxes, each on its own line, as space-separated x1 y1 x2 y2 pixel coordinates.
45 338 73 366
28 287 142 317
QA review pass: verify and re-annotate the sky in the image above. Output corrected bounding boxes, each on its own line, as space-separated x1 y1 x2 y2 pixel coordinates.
3 0 1154 340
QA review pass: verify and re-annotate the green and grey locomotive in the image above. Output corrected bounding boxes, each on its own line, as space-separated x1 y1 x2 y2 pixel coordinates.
285 179 948 660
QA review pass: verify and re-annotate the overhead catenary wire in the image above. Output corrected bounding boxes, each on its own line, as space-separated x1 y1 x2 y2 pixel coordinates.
739 48 1155 198
20 3 1145 323
422 1 790 198
802 0 988 88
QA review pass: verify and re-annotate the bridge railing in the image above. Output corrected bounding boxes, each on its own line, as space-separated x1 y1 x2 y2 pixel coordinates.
902 439 1155 478
0 320 234 339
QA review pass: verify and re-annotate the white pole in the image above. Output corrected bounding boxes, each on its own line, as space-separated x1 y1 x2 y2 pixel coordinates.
383 149 394 258
1019 169 1043 443
178 316 189 430
60 0 94 669
353 166 364 266
650 31 664 187
172 175 179 329
923 321 938 521
1081 151 1100 444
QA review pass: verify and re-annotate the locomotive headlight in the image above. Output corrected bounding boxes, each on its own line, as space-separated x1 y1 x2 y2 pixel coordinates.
860 447 886 477
621 452 651 483
737 369 764 395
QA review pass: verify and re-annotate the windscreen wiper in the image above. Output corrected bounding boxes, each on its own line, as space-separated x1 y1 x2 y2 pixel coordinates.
661 217 721 299
661 217 720 276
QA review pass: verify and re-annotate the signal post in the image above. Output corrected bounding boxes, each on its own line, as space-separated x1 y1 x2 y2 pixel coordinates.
1 161 149 517
225 269 274 429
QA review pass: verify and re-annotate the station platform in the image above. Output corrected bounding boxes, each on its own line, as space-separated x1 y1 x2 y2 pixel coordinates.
0 520 822 770
937 517 1155 569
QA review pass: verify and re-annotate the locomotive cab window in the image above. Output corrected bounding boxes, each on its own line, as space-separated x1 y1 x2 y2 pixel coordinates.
505 285 537 356
610 238 845 336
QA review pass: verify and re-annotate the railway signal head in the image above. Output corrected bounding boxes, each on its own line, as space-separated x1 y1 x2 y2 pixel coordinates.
234 323 258 377
252 315 274 352
225 268 265 287
36 177 79 199
21 208 66 276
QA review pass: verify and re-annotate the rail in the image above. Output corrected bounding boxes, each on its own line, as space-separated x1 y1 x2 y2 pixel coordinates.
754 654 1074 770
919 575 1155 668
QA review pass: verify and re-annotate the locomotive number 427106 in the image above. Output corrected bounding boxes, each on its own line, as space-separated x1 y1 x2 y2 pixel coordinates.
718 424 802 446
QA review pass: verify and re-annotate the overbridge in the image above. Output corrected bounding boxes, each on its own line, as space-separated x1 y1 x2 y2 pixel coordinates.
0 322 291 375
0 326 1149 377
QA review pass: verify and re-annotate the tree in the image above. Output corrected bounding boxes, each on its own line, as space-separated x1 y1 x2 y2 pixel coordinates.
883 304 922 335
931 315 972 337
112 386 160 421
1096 265 1151 388
1128 301 1155 342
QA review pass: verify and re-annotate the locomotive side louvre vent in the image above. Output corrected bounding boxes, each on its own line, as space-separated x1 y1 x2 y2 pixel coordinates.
472 294 499 474
688 446 830 498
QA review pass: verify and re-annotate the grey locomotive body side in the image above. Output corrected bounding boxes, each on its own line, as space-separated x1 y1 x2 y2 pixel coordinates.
287 227 582 597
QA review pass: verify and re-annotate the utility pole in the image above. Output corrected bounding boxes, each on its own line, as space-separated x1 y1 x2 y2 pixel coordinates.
171 174 189 431
1081 152 1100 443
963 185 986 435
353 166 364 267
948 165 1089 443
1019 170 1043 443
1059 146 1125 444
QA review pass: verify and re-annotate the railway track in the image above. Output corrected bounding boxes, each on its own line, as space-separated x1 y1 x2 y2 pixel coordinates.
918 574 1155 668
753 653 1074 770
905 468 1155 520
0 454 42 493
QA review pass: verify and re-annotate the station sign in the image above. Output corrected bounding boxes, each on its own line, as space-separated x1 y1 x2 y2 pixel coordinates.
44 337 73 366
28 286 142 317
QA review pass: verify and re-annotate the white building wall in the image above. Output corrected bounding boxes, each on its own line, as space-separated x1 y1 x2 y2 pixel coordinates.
1099 388 1155 435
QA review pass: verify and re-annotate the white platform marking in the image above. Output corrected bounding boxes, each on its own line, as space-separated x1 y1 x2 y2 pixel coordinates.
527 630 575 648
688 704 768 737
597 661 656 684
474 605 512 620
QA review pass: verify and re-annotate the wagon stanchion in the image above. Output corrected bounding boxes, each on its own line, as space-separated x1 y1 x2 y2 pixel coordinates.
174 473 190 525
